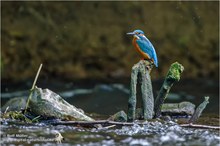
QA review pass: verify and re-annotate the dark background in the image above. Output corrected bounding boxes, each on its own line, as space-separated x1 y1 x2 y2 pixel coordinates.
1 1 219 82
1 1 219 115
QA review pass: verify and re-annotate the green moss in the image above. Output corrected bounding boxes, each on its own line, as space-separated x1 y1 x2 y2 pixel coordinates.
2 111 32 123
167 62 184 81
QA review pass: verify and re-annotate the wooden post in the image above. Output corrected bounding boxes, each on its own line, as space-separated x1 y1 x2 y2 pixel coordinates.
127 60 154 122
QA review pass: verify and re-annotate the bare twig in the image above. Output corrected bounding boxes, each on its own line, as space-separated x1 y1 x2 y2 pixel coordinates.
100 125 116 130
4 106 9 114
51 120 134 127
31 64 43 90
180 123 220 130
51 120 220 130
188 96 209 124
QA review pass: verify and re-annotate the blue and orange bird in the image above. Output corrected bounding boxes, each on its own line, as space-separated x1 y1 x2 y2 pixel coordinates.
127 29 158 67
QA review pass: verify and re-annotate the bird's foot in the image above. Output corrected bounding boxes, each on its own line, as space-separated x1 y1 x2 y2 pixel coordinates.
146 65 151 71
141 59 154 71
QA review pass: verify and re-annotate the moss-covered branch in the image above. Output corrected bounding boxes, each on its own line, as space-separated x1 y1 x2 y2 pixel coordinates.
154 62 184 118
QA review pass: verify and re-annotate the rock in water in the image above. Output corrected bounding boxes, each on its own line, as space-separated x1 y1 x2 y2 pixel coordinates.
108 110 127 122
29 87 94 121
1 97 27 112
162 102 195 115
135 102 195 120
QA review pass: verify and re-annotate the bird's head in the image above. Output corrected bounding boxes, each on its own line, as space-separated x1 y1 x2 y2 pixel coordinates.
127 29 145 39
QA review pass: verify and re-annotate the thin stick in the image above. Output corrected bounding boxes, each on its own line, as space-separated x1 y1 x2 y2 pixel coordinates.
51 120 220 130
31 64 43 90
51 120 134 127
4 106 9 114
25 64 43 113
180 124 220 130
100 125 116 130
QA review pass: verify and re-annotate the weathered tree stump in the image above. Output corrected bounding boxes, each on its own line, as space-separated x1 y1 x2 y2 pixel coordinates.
154 62 184 118
128 60 154 122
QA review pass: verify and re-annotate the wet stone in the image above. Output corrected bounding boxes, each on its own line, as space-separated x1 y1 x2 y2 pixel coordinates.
162 102 195 116
1 97 27 112
29 87 94 121
108 110 127 122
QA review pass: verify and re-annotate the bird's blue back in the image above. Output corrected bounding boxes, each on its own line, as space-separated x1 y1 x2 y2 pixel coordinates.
136 35 158 67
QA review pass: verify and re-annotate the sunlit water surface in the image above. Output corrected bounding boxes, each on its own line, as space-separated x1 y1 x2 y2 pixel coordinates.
1 120 220 146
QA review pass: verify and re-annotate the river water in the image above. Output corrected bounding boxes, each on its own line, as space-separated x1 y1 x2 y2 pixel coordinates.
1 79 219 145
1 120 220 146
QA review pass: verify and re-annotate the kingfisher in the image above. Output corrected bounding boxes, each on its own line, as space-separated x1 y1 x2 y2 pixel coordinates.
127 29 158 67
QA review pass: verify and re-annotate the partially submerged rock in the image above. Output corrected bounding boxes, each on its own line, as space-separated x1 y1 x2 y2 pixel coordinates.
1 97 27 112
29 87 94 121
162 101 195 116
135 101 195 120
108 110 127 122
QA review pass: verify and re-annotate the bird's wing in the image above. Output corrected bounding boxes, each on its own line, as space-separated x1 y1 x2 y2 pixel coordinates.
136 36 158 67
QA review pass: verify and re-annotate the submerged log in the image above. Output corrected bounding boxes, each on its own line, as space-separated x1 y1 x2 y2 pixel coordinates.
154 62 184 118
29 87 94 121
128 60 154 122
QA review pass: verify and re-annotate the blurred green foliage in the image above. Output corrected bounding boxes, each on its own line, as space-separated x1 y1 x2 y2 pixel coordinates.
1 1 219 81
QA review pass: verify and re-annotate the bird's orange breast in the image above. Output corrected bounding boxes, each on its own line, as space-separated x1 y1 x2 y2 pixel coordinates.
132 37 150 59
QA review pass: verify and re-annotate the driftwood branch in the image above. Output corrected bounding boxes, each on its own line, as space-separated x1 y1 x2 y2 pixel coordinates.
154 62 184 118
50 120 220 130
51 120 134 128
188 96 209 124
180 124 220 130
